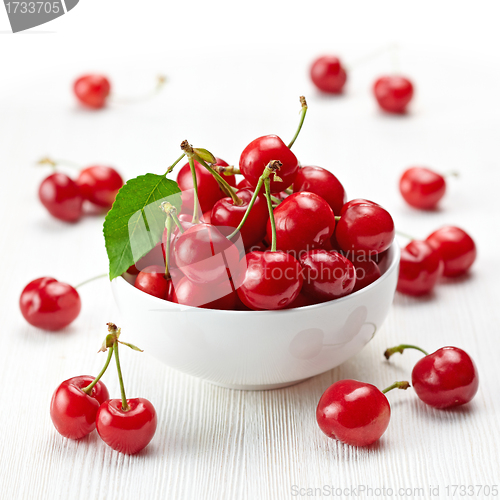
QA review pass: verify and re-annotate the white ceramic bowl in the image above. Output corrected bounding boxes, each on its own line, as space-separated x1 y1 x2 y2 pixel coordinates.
111 243 400 390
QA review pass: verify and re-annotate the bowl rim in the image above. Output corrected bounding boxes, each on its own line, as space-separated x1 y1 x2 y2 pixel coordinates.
115 241 400 314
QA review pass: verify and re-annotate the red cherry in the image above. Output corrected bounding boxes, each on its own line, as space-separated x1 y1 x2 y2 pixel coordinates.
336 204 395 256
134 265 173 300
397 240 443 296
172 277 237 310
239 135 299 193
174 223 242 284
340 198 380 216
267 192 335 255
373 76 414 114
20 277 81 331
293 166 347 214
50 376 109 440
310 56 347 94
236 251 303 310
161 213 196 270
412 347 479 409
131 242 166 274
211 188 269 248
73 74 111 109
352 258 382 293
176 158 235 214
236 177 252 190
316 380 391 446
399 167 446 210
38 173 83 222
426 226 476 277
299 250 355 302
76 166 123 208
96 398 157 455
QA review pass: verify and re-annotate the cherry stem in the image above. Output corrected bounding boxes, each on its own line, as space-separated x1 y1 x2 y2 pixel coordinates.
74 273 108 289
382 381 410 394
265 178 277 251
164 216 173 277
444 171 460 179
165 153 186 176
395 230 416 241
384 344 429 360
287 96 308 149
109 75 167 104
37 157 81 170
270 195 282 205
218 165 240 176
187 156 200 224
334 216 341 222
180 140 243 206
172 213 184 233
113 341 130 412
81 347 114 395
284 188 293 195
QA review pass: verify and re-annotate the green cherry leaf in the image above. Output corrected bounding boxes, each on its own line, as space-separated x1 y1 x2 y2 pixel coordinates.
103 174 182 280
192 148 216 165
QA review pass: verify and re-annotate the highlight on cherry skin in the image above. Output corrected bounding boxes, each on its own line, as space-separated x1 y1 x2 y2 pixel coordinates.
316 379 410 447
373 76 414 114
384 344 479 409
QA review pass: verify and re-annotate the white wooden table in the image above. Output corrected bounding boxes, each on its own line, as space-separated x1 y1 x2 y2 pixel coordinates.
1 2 499 499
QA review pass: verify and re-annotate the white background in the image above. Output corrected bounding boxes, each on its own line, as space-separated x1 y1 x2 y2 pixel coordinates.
1 1 500 499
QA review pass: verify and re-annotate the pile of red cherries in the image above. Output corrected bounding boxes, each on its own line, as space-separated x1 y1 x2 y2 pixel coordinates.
129 101 396 311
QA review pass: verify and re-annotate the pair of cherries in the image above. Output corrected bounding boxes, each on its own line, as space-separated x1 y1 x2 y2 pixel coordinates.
50 323 157 455
317 345 478 446
310 55 414 114
398 226 476 296
39 163 123 222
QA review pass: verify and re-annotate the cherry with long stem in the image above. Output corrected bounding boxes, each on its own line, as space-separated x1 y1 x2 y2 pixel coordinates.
287 96 308 149
381 380 411 393
165 153 186 175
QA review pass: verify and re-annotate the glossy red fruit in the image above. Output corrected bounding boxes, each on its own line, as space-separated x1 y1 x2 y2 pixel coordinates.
172 277 237 309
236 251 303 310
177 158 235 214
134 265 173 300
73 74 111 109
236 177 252 190
211 188 269 248
397 240 443 296
336 204 395 256
50 376 109 440
174 223 242 284
39 173 83 222
412 347 479 409
239 135 299 193
293 166 347 214
373 76 414 114
310 56 347 94
399 167 446 210
426 226 476 277
96 398 157 455
316 380 391 446
20 277 81 331
161 213 197 270
340 198 380 216
268 192 335 256
76 166 123 208
352 258 382 293
299 250 355 302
